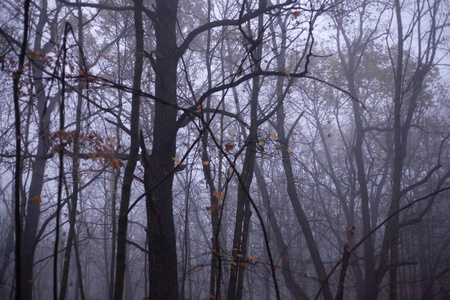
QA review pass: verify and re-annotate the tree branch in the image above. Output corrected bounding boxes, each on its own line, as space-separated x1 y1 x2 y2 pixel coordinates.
177 0 296 56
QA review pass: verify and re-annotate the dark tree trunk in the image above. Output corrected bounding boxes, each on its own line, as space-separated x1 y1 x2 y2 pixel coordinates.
13 1 30 297
226 43 260 300
113 0 143 299
20 28 58 300
59 9 85 298
143 0 179 299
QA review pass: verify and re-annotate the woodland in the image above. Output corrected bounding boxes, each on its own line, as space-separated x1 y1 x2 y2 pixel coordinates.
0 0 450 299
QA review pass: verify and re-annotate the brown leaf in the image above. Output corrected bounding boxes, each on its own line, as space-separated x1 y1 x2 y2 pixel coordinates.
213 190 224 201
225 142 236 152
206 205 222 212
110 158 124 170
32 195 42 205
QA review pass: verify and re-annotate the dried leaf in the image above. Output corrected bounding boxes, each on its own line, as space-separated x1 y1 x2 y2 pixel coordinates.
32 195 42 205
110 158 124 170
206 205 222 211
213 190 224 201
225 142 235 152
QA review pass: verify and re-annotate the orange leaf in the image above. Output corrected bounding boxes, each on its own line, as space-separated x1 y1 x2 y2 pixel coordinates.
32 195 42 205
213 191 224 201
110 158 124 170
225 142 235 152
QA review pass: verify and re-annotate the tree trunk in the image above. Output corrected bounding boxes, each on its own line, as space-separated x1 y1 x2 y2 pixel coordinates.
334 23 377 299
254 163 310 300
226 42 260 300
20 19 58 300
113 0 143 299
143 0 179 299
73 232 85 300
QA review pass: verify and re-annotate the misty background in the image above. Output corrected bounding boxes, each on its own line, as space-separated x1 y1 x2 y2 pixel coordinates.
0 0 449 299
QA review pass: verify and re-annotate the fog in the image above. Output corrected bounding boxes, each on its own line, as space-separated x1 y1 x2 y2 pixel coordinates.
0 0 449 299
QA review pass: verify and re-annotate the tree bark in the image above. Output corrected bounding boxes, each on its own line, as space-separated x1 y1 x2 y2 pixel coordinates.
19 3 59 296
13 0 31 298
113 0 143 299
143 0 179 299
